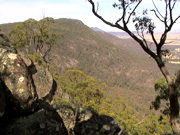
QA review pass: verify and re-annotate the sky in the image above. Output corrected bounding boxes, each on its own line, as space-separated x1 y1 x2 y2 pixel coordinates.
0 0 180 32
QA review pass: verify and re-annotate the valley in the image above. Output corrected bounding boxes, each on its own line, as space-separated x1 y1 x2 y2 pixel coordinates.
105 30 180 64
1 18 179 122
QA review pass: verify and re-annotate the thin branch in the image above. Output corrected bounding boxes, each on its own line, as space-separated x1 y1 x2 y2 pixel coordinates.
141 31 148 48
96 2 99 13
158 1 179 52
149 28 158 47
169 1 174 25
122 0 127 26
88 0 124 30
174 15 180 23
116 16 124 24
135 119 144 126
151 9 164 22
137 29 148 49
172 0 177 10
118 129 125 135
164 0 168 28
158 32 167 56
152 0 165 20
126 0 142 24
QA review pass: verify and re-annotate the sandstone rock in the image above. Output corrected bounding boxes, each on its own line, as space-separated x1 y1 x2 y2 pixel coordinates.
53 102 76 135
32 64 54 99
17 48 55 101
0 35 37 114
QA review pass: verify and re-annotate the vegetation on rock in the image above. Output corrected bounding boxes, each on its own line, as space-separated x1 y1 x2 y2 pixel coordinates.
8 17 59 65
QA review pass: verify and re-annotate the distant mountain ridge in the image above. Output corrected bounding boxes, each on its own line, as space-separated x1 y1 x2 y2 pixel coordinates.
91 27 104 32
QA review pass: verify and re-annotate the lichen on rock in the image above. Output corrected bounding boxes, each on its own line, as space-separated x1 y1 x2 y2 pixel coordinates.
0 33 38 115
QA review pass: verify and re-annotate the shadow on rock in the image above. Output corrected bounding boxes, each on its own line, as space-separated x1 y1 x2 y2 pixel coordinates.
0 99 68 135
74 107 124 135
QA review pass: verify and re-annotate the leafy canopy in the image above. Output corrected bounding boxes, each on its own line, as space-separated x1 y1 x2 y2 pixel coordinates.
53 70 105 111
8 17 59 61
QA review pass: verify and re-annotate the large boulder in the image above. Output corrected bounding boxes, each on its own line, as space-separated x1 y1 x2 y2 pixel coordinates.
32 64 54 99
17 50 55 101
0 34 37 115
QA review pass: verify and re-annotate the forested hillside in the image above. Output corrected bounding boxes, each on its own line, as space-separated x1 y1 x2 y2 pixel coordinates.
1 18 177 134
0 18 163 114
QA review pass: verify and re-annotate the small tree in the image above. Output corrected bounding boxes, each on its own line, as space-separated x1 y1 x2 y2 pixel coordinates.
57 70 105 111
8 17 59 67
88 0 180 134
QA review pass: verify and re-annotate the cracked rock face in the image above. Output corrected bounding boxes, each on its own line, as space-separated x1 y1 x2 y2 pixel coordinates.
0 36 37 116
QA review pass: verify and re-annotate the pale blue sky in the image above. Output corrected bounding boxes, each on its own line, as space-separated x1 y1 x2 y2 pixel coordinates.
0 0 179 32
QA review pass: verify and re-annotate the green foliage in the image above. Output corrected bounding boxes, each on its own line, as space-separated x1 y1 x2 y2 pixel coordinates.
28 53 46 67
8 18 38 48
99 97 172 135
133 16 155 33
151 77 180 115
8 17 59 61
49 64 172 134
53 70 105 111
54 96 75 108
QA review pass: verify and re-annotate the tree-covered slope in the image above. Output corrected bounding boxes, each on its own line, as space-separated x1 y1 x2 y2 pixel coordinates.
48 19 161 90
0 18 167 116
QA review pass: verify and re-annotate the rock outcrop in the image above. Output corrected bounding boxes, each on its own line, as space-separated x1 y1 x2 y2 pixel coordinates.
0 32 126 135
0 33 37 116
54 101 123 135
0 103 68 135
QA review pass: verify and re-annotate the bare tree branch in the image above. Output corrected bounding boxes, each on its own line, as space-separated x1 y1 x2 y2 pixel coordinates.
172 0 177 10
116 16 124 25
126 0 142 24
88 0 124 30
149 28 158 48
137 29 149 49
122 0 127 25
150 9 164 22
174 15 180 23
157 1 179 56
164 0 168 28
152 0 165 21
96 2 99 13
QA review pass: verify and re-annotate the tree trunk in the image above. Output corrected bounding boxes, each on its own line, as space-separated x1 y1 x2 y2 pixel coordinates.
169 84 180 134
156 57 180 134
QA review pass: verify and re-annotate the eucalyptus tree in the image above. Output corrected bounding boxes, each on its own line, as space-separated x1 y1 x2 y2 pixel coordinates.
8 17 59 66
88 0 180 134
